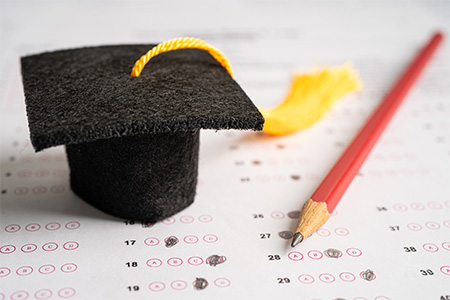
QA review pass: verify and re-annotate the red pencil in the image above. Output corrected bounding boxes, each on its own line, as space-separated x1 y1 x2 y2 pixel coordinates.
291 32 444 247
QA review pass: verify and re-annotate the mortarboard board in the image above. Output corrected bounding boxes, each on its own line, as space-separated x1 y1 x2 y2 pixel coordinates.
21 42 264 222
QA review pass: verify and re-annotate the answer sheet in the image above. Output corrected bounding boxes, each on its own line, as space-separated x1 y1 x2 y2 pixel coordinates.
1 1 449 299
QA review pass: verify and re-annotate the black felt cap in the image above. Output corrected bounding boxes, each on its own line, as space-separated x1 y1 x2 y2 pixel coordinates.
21 44 264 221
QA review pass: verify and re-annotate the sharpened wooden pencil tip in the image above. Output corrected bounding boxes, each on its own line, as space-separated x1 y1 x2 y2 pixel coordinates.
291 232 303 247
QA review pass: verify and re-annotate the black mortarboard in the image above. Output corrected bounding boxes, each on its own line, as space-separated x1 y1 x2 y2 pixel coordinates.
21 44 264 221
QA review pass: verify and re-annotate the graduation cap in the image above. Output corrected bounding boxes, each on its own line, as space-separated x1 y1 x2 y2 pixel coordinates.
21 38 264 222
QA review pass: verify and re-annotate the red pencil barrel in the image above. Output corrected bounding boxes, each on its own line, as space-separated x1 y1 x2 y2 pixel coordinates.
311 32 443 213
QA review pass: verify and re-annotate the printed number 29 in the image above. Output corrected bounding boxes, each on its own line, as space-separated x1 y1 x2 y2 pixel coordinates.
277 277 290 283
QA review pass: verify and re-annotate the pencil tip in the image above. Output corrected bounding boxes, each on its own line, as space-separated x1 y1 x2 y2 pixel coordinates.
291 232 303 247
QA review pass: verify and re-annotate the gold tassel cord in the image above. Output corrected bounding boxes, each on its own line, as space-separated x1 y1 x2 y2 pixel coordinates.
259 65 362 135
130 37 233 78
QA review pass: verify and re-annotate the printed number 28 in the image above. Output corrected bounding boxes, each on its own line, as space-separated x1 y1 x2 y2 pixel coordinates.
268 255 281 260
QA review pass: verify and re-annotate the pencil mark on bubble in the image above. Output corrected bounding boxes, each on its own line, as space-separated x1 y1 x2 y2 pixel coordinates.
324 248 342 258
165 236 178 248
287 211 300 219
206 255 226 267
194 277 208 290
141 221 155 228
361 269 375 281
278 231 293 239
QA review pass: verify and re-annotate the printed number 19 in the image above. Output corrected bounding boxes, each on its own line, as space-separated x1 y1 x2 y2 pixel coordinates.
127 286 139 292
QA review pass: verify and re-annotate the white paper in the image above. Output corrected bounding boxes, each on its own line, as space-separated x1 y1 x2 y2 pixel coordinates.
1 1 449 299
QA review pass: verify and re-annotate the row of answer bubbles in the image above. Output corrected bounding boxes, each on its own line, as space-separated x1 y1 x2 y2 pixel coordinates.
288 248 362 261
393 201 450 211
0 263 77 277
148 278 231 292
144 234 218 246
0 287 75 300
407 221 450 231
0 241 79 254
4 222 80 233
147 255 226 268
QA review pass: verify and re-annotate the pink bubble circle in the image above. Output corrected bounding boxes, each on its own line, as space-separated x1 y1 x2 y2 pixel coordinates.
440 266 450 275
65 221 80 230
442 242 450 251
32 186 47 195
34 289 52 300
17 169 32 178
42 242 58 251
5 224 20 233
180 215 194 223
407 223 422 231
346 248 362 257
410 203 425 211
393 204 407 212
171 280 187 290
50 185 66 194
319 273 335 283
0 244 16 254
0 267 11 277
38 264 55 275
307 250 323 260
35 169 50 178
58 287 76 298
184 235 199 244
256 174 270 183
428 201 442 209
13 187 29 196
10 291 29 300
149 282 165 292
214 278 231 288
167 257 183 267
423 243 439 252
16 266 33 276
63 241 79 250
203 234 218 243
52 169 68 177
146 258 162 268
21 243 37 253
198 215 213 223
443 220 450 228
425 222 440 230
144 237 160 246
298 274 314 284
61 263 77 273
188 256 203 266
339 272 356 282
45 222 61 231
162 217 175 225
288 251 303 261
316 229 331 237
25 223 41 232
271 211 285 219
335 228 349 236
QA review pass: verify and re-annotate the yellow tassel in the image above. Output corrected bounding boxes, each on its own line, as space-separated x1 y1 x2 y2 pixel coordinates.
259 65 362 135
